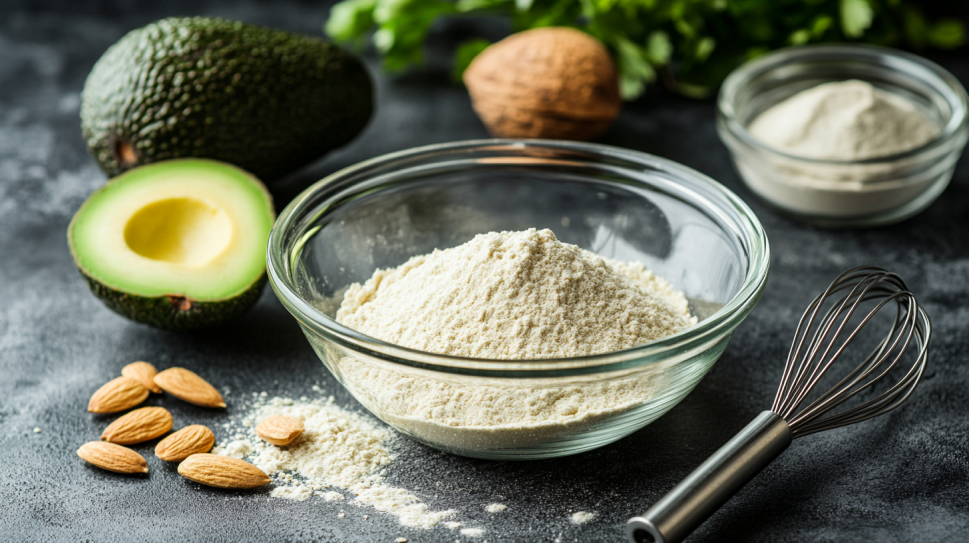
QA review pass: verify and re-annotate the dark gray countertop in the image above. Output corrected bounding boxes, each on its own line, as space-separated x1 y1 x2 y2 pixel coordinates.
1 2 968 542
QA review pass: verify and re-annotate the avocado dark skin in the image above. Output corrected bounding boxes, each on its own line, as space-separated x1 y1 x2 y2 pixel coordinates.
79 272 267 331
81 17 373 183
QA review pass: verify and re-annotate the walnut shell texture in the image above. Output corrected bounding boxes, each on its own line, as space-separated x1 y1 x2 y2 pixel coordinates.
463 27 622 141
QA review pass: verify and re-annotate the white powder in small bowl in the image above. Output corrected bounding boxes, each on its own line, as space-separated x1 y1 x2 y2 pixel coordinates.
738 79 945 219
748 80 938 161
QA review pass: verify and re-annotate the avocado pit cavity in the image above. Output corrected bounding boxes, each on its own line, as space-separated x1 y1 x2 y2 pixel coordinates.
124 198 233 267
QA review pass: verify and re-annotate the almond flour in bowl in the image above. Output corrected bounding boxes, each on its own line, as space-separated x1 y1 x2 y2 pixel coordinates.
336 229 697 360
331 229 697 452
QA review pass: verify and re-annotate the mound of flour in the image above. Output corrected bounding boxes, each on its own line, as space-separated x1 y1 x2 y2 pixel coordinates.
337 228 696 359
332 229 698 451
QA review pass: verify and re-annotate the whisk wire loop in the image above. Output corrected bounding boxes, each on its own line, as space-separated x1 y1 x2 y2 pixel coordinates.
776 270 894 413
771 270 864 413
776 275 878 415
770 267 930 438
789 293 917 432
775 270 893 415
793 290 908 412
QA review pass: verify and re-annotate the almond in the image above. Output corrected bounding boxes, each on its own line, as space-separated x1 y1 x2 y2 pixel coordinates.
88 376 149 414
177 453 270 489
101 406 173 445
155 425 215 461
153 367 225 408
121 361 162 393
77 441 149 474
256 415 304 447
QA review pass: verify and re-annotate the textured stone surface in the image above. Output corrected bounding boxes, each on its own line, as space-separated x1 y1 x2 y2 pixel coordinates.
1 2 967 542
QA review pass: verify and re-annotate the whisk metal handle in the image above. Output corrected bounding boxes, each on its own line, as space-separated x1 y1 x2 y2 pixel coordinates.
626 411 792 543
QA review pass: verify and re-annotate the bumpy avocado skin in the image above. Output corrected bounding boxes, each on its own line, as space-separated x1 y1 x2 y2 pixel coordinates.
81 17 373 182
79 272 267 331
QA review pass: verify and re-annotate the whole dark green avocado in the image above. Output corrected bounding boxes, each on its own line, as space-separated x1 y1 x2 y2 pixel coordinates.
81 17 373 182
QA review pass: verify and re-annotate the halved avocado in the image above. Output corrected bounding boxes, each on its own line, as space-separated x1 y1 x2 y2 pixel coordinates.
68 159 275 330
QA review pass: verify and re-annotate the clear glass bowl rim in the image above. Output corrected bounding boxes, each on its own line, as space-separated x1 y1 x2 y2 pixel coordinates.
717 43 969 167
267 139 770 375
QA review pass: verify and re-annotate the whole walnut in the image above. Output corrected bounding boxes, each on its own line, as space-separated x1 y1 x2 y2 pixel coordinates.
463 27 622 141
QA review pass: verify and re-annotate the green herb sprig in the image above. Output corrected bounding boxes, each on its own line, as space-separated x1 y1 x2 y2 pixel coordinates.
326 0 965 99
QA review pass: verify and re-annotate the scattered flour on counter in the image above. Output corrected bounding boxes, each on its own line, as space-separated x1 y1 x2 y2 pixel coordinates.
443 521 462 530
321 491 344 502
571 511 596 524
270 485 313 501
212 395 459 530
355 485 455 529
460 528 486 537
485 503 507 513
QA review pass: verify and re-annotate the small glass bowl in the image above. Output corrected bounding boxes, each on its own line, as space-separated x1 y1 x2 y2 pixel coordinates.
718 44 968 228
267 140 769 460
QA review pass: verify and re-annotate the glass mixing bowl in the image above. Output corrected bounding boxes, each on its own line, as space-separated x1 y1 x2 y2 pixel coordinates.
267 140 770 460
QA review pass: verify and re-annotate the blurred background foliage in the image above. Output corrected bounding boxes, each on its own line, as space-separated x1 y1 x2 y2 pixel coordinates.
325 0 966 99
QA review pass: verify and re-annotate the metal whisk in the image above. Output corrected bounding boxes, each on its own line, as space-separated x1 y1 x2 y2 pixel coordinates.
626 266 931 543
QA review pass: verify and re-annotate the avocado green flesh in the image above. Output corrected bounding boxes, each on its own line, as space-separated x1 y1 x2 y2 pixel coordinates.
69 159 275 330
80 16 373 183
